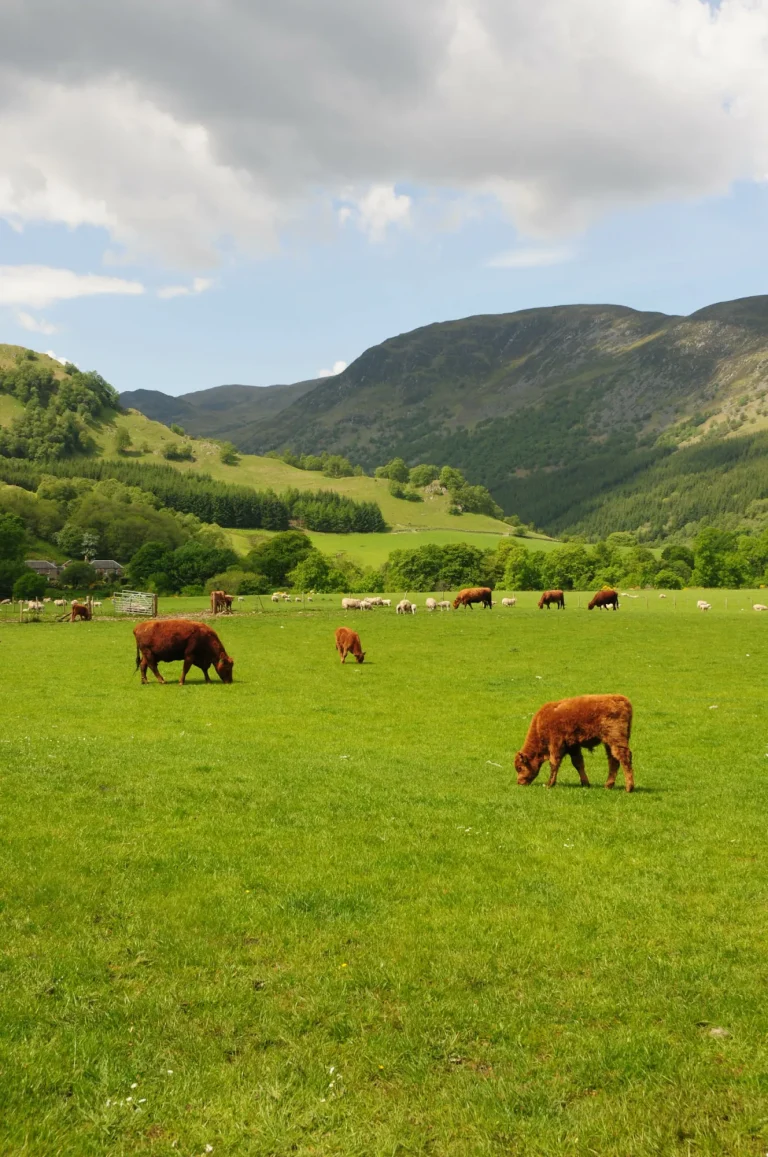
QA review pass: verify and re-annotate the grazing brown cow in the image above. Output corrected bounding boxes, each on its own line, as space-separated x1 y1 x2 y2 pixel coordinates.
588 588 619 610
335 626 365 664
134 619 234 685
70 602 91 622
538 589 565 610
452 587 493 610
515 694 635 792
210 590 233 614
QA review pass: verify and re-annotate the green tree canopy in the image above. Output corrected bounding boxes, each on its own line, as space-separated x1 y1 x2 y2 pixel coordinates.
245 531 314 585
59 561 99 590
13 570 47 600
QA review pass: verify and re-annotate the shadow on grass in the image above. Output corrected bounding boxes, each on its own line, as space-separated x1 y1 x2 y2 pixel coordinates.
549 782 662 793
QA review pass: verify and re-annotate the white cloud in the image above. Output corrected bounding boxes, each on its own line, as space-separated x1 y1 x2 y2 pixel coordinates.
157 277 214 299
0 265 144 308
486 247 574 269
1 1 768 260
338 186 412 241
46 350 77 367
318 360 348 378
15 310 60 334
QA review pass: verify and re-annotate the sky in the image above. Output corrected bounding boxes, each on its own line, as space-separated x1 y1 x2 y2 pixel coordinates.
1 0 768 396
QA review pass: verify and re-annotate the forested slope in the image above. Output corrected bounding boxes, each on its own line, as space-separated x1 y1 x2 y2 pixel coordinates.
118 296 768 538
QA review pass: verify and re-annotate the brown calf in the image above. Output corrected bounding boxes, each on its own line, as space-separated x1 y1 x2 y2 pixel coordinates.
335 626 365 664
70 602 91 622
538 589 565 610
452 587 493 610
515 694 635 792
134 619 234 685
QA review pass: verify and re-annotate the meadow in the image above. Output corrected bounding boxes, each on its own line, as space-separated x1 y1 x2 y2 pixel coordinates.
2 594 768 1155
221 528 561 568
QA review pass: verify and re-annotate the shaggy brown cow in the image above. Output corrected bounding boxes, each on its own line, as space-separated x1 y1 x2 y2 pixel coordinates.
515 694 635 792
70 602 91 622
134 619 234 685
452 587 493 610
538 589 565 610
588 588 619 610
335 626 365 664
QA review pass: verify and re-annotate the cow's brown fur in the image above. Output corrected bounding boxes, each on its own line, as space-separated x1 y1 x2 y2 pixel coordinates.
588 588 619 610
134 619 234 685
70 602 91 622
514 694 635 792
538 589 565 610
452 587 493 610
335 626 365 664
210 590 233 614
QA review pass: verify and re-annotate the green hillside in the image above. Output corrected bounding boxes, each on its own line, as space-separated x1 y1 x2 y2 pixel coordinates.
118 296 768 538
90 409 513 534
0 370 531 568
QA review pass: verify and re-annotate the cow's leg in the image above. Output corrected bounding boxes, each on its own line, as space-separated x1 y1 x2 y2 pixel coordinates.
340 646 347 664
144 653 165 684
604 743 620 787
546 749 563 787
611 745 635 792
180 658 193 685
568 745 591 787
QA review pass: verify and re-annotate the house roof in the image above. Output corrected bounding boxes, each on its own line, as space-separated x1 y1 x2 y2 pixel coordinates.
91 560 123 568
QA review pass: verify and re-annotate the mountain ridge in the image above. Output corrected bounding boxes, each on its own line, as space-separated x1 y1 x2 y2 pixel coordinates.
116 294 768 537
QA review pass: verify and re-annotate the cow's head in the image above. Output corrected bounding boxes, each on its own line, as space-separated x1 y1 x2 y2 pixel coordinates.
515 750 543 785
452 596 461 609
354 650 366 664
216 654 234 683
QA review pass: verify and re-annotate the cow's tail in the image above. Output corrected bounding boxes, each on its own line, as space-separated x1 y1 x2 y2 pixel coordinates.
134 640 141 675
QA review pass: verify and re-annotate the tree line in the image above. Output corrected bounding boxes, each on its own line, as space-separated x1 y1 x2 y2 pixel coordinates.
0 458 386 535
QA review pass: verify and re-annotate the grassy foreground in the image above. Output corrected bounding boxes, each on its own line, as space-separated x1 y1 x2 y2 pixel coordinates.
2 596 768 1155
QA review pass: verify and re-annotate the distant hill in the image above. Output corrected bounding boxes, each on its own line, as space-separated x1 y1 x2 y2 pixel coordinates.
119 296 768 537
119 378 321 439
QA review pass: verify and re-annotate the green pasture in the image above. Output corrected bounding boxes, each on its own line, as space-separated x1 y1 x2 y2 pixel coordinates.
222 528 560 566
2 595 768 1154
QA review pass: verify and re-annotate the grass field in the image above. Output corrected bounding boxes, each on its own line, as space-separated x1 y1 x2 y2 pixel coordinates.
221 528 561 566
2 592 768 1154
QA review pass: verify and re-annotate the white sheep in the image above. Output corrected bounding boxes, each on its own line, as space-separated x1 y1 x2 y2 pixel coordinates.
501 597 516 607
697 600 711 611
425 598 437 611
342 597 362 610
754 604 768 611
